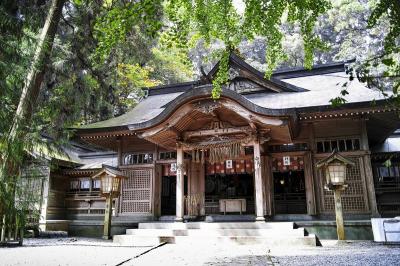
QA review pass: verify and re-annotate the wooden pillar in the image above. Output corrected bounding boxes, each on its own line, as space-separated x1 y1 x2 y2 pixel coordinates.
263 156 273 216
115 137 124 216
304 152 317 215
254 141 265 222
103 196 113 239
199 161 206 216
363 155 379 216
361 119 379 217
117 137 123 166
334 189 345 240
153 164 162 217
39 166 51 232
360 119 369 151
175 146 184 222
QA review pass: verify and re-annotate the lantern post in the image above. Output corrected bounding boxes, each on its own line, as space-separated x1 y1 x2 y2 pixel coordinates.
92 165 126 240
316 150 355 240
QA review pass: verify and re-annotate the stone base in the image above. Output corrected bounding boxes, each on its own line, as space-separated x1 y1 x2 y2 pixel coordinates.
255 216 266 222
113 221 318 247
175 217 184 222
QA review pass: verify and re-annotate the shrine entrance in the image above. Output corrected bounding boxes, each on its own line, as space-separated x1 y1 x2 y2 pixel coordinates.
204 160 255 215
140 97 296 222
160 164 188 216
273 170 307 214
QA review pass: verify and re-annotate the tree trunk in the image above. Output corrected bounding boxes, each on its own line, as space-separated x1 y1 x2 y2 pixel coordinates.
7 0 66 146
0 0 65 244
1 0 65 174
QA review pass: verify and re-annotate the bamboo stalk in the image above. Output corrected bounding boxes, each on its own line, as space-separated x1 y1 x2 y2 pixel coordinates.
1 214 6 243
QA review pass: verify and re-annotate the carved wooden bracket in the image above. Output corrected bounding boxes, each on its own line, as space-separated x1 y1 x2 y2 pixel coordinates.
193 100 221 115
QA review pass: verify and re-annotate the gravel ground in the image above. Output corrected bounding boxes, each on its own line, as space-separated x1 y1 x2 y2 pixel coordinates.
129 241 275 266
0 238 399 266
272 240 400 266
0 237 150 266
129 240 400 266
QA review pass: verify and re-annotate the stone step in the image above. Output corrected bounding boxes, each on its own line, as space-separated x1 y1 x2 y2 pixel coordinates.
125 228 306 237
113 234 317 247
172 234 318 246
138 222 294 230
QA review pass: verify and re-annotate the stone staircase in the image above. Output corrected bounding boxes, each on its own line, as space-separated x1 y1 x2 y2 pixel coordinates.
113 222 319 246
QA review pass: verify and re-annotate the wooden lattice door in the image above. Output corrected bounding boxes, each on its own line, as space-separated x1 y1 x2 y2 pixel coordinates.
120 169 153 214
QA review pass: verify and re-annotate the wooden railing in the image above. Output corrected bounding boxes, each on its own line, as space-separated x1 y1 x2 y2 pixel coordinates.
65 191 106 216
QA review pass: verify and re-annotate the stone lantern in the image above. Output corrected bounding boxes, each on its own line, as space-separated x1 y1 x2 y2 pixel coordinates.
317 150 355 240
92 165 127 239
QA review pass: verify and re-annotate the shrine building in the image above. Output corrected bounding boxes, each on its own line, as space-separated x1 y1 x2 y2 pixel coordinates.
39 54 400 237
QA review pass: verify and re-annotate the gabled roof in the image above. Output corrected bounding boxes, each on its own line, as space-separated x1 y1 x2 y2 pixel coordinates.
75 53 388 133
145 52 309 98
316 150 356 168
206 53 307 92
91 165 125 179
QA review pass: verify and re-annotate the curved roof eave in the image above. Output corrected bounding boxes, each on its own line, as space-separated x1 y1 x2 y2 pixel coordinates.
130 85 299 130
76 86 298 135
75 85 391 136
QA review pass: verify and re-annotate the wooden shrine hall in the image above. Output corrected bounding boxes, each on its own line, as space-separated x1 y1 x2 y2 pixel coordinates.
39 53 400 236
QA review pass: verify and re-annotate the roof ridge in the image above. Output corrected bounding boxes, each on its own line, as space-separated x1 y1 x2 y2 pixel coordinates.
272 59 355 79
145 54 354 95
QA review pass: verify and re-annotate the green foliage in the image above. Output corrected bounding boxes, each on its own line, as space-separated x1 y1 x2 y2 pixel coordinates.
245 0 330 76
1 0 399 244
212 50 230 99
150 47 193 84
353 0 400 100
159 0 331 98
94 0 163 62
369 0 399 55
116 63 160 109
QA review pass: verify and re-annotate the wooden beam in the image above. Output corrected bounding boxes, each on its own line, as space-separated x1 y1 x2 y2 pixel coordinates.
183 126 251 139
220 99 284 126
139 104 194 138
249 122 258 131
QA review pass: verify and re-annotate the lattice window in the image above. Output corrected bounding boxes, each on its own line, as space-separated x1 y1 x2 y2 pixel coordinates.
322 157 368 213
123 153 153 165
316 138 360 153
119 169 152 214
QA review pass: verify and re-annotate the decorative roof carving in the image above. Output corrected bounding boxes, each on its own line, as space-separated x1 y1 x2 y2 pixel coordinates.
193 100 221 115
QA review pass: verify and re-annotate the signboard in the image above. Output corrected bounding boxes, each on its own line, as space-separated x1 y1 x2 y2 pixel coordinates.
283 156 291 166
226 160 233 169
170 163 177 172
